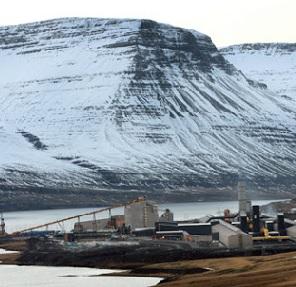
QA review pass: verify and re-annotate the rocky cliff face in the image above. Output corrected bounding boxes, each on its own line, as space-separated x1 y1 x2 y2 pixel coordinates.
1 19 296 210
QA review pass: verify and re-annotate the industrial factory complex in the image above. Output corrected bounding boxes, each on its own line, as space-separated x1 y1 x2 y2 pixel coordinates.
2 183 296 259
68 193 296 250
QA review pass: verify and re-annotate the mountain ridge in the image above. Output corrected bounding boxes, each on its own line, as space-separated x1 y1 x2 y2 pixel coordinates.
1 18 296 210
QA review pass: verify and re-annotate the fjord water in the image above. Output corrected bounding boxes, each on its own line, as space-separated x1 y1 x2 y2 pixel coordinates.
0 265 162 287
4 200 282 234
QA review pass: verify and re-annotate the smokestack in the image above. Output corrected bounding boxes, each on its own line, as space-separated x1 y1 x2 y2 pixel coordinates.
238 179 252 215
240 213 248 234
265 221 274 232
238 181 246 212
277 213 286 236
252 205 260 236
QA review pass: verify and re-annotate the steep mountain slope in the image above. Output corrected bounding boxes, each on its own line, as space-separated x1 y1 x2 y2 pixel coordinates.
1 18 296 209
220 43 296 101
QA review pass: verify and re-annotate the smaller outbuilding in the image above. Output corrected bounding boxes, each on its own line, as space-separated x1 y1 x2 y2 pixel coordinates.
74 215 124 233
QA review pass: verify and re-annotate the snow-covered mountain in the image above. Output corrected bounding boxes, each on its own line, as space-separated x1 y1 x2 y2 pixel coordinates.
220 43 296 101
1 18 296 210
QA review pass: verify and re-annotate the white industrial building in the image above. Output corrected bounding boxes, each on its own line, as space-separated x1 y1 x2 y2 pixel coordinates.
124 197 159 230
212 220 253 249
286 224 296 238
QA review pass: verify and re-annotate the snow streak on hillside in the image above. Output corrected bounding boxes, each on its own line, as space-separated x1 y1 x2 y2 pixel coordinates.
0 19 296 208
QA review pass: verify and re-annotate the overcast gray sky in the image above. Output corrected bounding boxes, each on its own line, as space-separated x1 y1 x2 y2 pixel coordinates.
1 0 295 47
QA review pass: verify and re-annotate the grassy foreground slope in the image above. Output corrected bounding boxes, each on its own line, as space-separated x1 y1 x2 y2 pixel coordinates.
146 252 296 287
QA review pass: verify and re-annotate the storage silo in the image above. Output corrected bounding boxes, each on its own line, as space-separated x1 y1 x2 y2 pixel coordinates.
252 205 260 236
277 213 287 236
159 209 174 222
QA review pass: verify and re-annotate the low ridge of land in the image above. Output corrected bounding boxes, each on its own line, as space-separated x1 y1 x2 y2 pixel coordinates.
2 239 296 287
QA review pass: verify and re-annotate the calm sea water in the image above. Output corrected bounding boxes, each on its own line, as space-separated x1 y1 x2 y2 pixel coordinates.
3 199 283 234
0 265 161 287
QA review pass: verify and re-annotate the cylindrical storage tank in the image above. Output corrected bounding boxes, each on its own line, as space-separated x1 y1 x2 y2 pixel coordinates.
277 213 287 236
265 221 274 232
240 214 248 234
252 205 260 236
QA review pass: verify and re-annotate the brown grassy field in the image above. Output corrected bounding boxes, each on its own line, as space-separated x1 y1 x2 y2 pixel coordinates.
144 251 296 287
0 240 25 264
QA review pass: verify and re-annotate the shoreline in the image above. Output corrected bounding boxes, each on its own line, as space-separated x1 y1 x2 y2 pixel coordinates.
4 247 296 287
3 239 296 287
